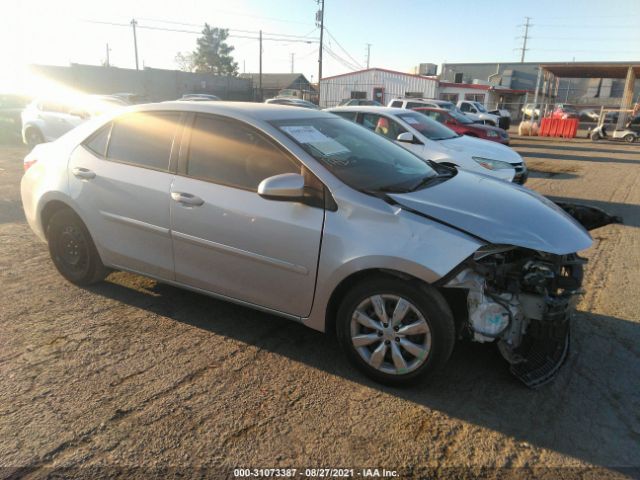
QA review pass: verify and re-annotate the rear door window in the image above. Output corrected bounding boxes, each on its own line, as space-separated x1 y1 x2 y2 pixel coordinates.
106 112 180 171
83 124 111 157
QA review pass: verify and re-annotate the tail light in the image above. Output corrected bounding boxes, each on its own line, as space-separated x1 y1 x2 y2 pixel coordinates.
24 153 37 172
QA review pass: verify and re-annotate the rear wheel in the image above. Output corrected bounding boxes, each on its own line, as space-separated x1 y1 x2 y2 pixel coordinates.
47 209 108 285
336 277 455 385
25 127 44 148
624 134 636 143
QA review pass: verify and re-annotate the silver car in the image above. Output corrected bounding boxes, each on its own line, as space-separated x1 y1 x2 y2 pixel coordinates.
21 102 611 387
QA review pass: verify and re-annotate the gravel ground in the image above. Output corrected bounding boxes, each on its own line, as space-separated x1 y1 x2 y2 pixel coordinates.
0 137 639 480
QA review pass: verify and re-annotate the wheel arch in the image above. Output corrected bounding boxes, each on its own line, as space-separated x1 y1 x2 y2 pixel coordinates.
323 268 431 337
39 197 81 240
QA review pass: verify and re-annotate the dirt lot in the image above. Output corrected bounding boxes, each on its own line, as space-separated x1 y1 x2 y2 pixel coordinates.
1 137 639 479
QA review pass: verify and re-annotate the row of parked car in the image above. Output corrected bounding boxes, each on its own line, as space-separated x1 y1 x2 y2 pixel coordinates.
261 95 524 184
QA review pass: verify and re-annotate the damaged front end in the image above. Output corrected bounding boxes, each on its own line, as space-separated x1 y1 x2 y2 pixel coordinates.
445 245 586 388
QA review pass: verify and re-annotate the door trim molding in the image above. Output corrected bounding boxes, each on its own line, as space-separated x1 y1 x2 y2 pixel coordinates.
100 211 170 237
172 230 309 276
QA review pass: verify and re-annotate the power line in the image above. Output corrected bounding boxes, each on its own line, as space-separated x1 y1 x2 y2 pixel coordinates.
84 20 318 43
323 27 363 69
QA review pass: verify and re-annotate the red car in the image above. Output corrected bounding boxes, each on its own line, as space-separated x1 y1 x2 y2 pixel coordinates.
413 107 510 145
550 104 579 120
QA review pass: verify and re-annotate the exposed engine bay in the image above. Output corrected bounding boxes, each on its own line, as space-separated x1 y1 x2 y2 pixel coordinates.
445 246 586 388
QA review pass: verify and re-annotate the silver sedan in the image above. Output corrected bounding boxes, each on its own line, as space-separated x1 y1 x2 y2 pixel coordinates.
21 102 598 387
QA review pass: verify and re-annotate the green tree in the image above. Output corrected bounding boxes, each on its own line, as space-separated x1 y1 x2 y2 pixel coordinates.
191 24 238 76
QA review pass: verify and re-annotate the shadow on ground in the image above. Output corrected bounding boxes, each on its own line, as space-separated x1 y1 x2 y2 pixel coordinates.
87 276 640 473
548 195 639 228
514 143 639 156
520 151 640 165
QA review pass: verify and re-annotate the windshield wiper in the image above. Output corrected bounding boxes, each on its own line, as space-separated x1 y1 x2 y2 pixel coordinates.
408 172 454 191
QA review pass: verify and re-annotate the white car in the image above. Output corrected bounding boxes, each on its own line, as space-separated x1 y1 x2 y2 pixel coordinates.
21 95 127 147
457 100 501 126
327 106 527 184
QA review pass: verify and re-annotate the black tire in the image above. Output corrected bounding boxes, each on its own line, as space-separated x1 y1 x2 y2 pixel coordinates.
590 131 601 142
25 127 44 148
624 134 636 144
47 208 108 285
336 276 456 385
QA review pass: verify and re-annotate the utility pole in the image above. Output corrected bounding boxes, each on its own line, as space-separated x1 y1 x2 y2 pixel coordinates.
131 18 139 70
519 16 531 63
290 53 295 73
316 0 324 102
259 30 263 101
105 43 111 67
366 43 371 69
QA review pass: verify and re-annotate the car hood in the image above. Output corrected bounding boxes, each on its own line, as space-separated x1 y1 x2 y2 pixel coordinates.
389 170 592 255
437 134 522 164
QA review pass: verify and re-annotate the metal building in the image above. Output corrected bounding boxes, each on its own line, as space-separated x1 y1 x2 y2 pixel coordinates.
319 68 438 108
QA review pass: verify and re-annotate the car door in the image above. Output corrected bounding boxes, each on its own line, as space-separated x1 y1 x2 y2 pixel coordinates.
170 113 325 317
68 111 182 279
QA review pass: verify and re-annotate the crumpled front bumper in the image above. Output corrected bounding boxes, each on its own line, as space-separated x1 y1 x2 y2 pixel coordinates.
509 296 574 388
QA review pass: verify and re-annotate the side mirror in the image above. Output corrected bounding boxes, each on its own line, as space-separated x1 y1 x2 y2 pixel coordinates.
469 108 477 114
258 173 305 201
396 132 416 143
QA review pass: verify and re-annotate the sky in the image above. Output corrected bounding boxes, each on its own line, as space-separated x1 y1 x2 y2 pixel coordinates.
1 0 639 92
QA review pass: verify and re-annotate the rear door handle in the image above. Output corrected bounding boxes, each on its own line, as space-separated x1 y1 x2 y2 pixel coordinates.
72 167 96 179
171 192 204 206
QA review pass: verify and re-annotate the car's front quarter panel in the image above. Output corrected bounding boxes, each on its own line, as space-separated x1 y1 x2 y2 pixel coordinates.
303 193 483 332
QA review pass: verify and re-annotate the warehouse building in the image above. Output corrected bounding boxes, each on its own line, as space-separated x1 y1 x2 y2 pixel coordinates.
319 68 438 108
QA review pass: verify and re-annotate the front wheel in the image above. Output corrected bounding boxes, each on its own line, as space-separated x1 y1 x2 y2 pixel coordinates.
336 277 455 385
624 134 636 143
47 209 108 285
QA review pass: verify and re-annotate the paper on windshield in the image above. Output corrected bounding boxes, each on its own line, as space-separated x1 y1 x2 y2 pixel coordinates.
403 116 420 125
280 125 350 156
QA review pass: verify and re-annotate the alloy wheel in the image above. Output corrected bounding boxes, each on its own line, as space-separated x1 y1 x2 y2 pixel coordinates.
349 294 432 375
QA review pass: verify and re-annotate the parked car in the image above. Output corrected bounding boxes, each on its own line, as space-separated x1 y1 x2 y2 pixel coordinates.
179 94 221 102
339 99 382 106
21 95 127 147
0 94 30 142
457 100 502 127
111 93 148 105
550 104 579 120
414 107 510 145
265 97 319 109
388 98 456 111
327 106 527 184
22 101 611 387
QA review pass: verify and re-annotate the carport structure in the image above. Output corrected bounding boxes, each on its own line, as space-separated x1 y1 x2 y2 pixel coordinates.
534 62 640 127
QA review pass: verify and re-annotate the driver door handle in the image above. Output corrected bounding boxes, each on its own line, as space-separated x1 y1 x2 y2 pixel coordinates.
72 167 96 180
171 192 204 207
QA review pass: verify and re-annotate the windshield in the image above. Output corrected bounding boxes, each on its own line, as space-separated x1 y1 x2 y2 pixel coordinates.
271 117 437 193
448 109 475 124
473 102 487 113
436 102 455 110
396 112 459 140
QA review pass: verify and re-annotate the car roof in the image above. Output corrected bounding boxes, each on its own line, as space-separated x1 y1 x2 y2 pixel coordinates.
326 106 407 115
412 106 448 112
133 101 332 121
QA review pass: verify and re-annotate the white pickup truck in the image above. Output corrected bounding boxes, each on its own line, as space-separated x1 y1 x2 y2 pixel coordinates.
457 100 503 127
